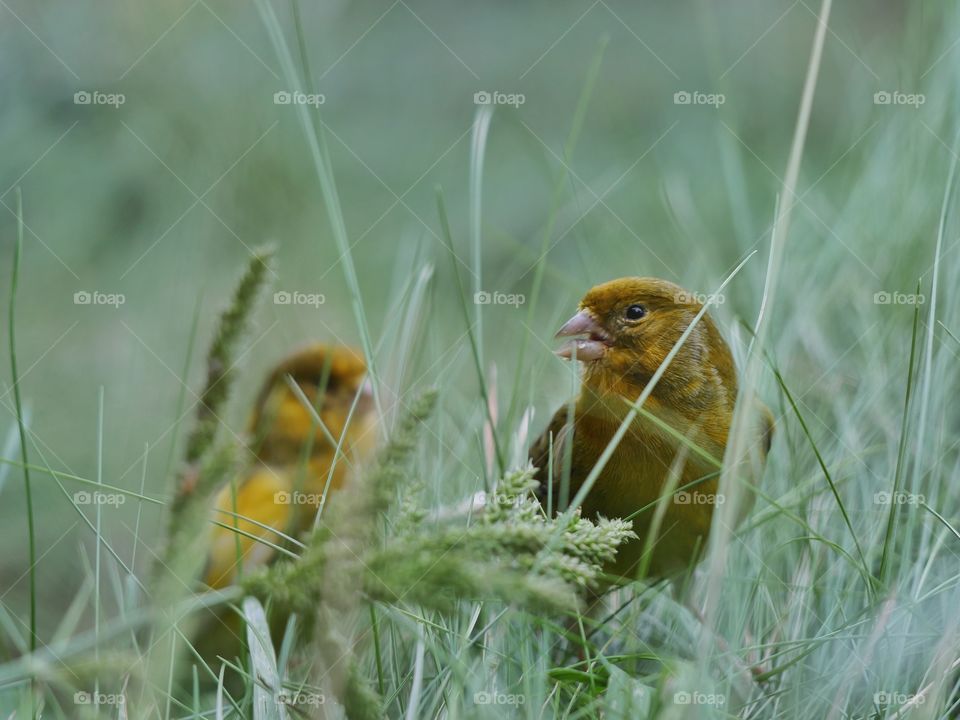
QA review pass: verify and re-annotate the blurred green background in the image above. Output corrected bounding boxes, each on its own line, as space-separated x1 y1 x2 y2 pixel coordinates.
0 0 954 637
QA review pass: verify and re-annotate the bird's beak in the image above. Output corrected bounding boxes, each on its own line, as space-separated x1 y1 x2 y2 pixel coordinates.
555 310 610 361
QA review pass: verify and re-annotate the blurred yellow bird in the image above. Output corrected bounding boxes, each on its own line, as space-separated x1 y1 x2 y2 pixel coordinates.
203 344 377 589
531 277 773 581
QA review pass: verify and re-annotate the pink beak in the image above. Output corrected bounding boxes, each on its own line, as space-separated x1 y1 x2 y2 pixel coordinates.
554 310 610 361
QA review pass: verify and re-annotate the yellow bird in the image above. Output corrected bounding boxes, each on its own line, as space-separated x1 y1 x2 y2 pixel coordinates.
204 344 377 589
530 277 773 581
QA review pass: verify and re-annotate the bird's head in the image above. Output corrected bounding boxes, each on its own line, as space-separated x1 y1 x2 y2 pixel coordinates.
555 277 737 408
249 344 376 463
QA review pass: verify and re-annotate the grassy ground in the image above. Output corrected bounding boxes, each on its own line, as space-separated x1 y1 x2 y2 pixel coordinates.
2 0 960 717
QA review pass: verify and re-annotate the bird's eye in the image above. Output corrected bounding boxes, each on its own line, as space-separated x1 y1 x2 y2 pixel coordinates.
625 304 646 320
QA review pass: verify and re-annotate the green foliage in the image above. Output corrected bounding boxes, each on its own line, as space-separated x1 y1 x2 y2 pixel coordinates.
237 393 633 717
141 249 274 715
365 466 634 612
243 396 634 614
157 247 276 593
183 246 276 466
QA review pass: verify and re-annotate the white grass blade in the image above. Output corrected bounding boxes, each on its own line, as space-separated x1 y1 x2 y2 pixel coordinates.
243 596 289 720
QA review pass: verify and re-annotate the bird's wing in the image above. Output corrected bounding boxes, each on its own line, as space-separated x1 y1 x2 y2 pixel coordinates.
203 467 293 589
529 404 575 515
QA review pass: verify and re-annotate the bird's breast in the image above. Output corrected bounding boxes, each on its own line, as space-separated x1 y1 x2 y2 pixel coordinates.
570 405 721 528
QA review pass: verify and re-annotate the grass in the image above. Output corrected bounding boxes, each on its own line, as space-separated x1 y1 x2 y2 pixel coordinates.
3 0 960 717
7 186 36 715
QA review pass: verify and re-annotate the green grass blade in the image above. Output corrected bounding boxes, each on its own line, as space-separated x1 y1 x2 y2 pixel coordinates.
435 187 505 476
469 106 492 373
256 0 383 423
506 36 608 428
879 280 922 586
7 188 36 668
772 366 873 597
